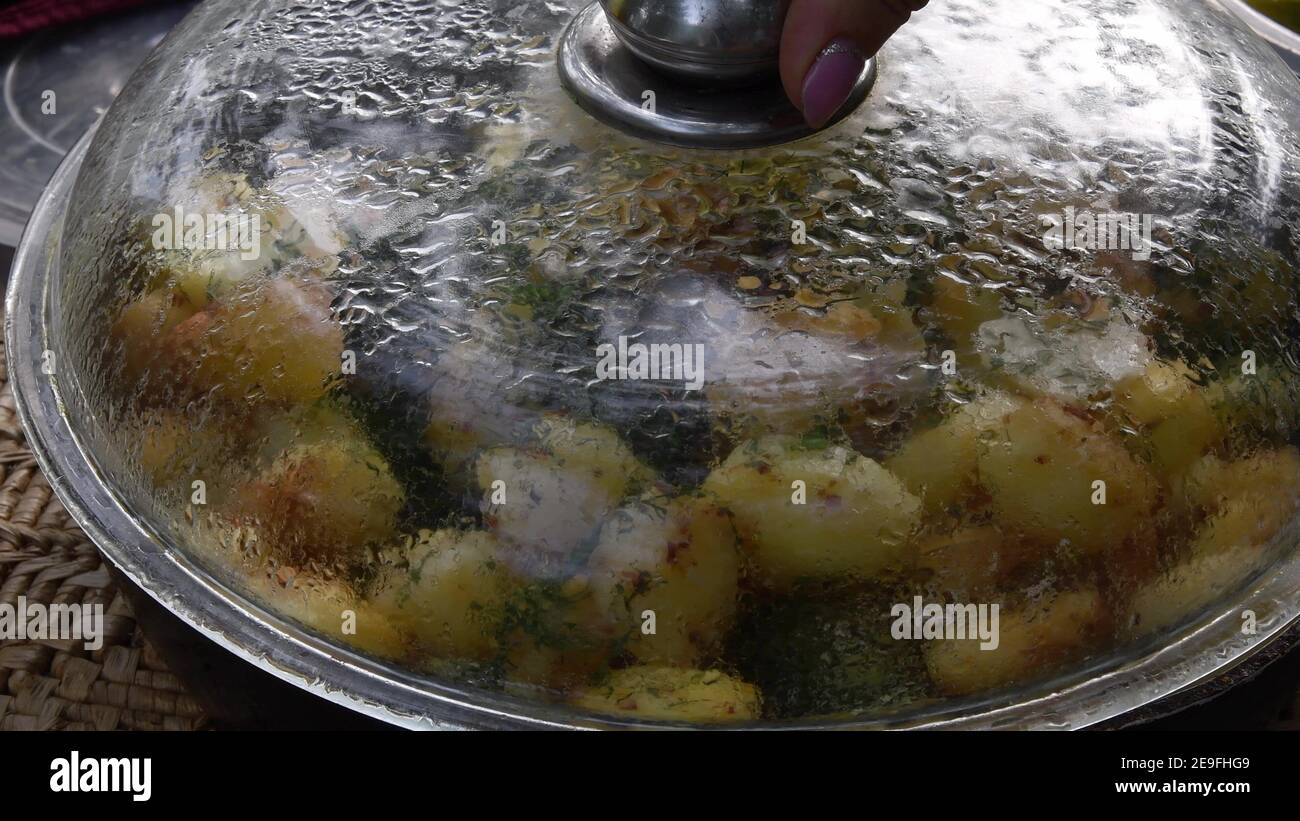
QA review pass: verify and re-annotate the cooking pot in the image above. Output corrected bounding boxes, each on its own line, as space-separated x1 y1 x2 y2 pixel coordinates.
8 0 1300 729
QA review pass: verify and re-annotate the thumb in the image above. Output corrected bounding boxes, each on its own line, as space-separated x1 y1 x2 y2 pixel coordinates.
780 0 929 128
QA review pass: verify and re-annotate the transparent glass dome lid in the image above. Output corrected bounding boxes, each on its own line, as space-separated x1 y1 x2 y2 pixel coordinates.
24 0 1300 727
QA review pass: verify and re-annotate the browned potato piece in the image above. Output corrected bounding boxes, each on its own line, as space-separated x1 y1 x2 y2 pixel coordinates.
236 425 404 562
1191 497 1295 559
586 497 740 666
180 275 344 405
1123 547 1263 638
498 575 621 691
245 571 407 660
930 275 1003 362
886 393 1022 514
1148 398 1222 480
977 400 1159 555
369 529 513 662
113 289 200 383
475 418 651 558
1132 367 1223 481
914 525 1044 598
572 667 761 723
925 589 1110 696
1185 447 1300 518
702 437 920 590
1184 448 1300 557
1114 359 1201 428
156 171 343 302
502 639 612 693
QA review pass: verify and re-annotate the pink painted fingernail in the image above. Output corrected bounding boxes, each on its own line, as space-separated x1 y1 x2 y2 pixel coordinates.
800 37 867 128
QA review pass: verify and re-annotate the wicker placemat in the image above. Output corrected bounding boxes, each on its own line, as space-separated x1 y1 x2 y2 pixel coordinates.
0 319 205 730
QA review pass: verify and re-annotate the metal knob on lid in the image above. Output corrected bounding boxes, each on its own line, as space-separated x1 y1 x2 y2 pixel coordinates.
600 0 790 84
557 0 876 148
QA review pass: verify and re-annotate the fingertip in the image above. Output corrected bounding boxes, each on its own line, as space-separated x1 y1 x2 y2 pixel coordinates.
780 0 925 123
779 0 835 112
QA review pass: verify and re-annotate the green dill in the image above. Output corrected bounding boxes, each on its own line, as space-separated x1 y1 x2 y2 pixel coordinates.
796 424 833 451
501 279 580 323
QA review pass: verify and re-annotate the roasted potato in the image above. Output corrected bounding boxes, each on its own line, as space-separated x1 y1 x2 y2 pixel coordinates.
369 529 513 662
572 666 761 723
886 393 1022 514
925 588 1110 696
246 570 407 660
186 275 345 405
586 496 740 666
703 437 920 590
234 423 404 562
1114 359 1203 428
1183 448 1300 557
475 418 651 558
977 400 1159 555
1123 547 1263 638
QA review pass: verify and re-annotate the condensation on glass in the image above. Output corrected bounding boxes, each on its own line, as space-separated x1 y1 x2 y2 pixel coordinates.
51 0 1300 724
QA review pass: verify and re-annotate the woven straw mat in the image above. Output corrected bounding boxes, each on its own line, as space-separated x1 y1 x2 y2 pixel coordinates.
0 316 205 730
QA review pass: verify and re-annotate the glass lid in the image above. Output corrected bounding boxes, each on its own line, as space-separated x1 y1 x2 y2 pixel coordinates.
44 0 1300 725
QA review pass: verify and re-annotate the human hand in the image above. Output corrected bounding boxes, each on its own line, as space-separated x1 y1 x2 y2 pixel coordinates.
780 0 930 127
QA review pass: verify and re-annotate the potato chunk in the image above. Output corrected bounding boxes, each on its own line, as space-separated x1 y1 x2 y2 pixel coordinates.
585 497 740 666
158 171 344 301
369 529 513 662
977 400 1159 554
1147 396 1222 479
113 289 200 384
246 571 407 660
129 273 343 408
236 427 404 561
929 275 1004 362
572 667 761 724
925 589 1110 696
186 276 344 405
502 639 612 693
495 577 619 691
475 418 650 558
702 438 920 590
137 409 250 498
1179 448 1300 559
913 525 1044 598
1190 498 1299 559
1185 448 1300 527
1114 359 1202 428
886 393 1022 514
1123 548 1263 638
1128 365 1224 481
